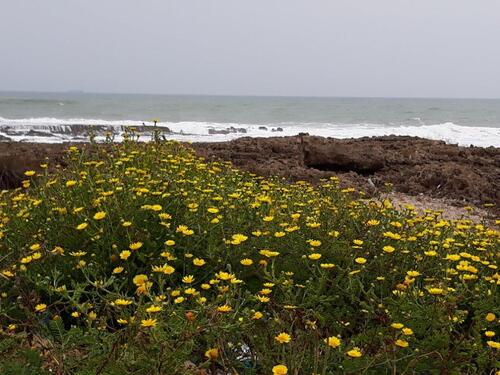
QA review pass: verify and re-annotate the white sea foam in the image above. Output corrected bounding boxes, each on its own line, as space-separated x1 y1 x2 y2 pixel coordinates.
0 117 499 147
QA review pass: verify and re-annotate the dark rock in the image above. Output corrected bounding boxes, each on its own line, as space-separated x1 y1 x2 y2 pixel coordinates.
25 130 55 137
302 142 385 175
208 127 247 135
208 129 230 135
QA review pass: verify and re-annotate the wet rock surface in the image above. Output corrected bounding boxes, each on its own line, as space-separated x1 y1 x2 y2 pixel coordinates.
0 143 68 189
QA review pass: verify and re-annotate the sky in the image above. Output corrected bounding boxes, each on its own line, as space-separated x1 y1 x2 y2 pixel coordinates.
1 0 500 98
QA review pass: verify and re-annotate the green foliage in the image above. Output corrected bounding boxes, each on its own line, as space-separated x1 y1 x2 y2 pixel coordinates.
0 140 498 374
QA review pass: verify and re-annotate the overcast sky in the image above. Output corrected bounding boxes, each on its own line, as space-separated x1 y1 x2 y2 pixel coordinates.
1 0 499 98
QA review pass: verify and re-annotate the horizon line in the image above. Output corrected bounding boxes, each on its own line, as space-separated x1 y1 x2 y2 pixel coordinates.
1 89 500 101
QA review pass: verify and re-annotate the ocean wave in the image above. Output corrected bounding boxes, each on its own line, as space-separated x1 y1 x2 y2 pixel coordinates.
0 117 499 147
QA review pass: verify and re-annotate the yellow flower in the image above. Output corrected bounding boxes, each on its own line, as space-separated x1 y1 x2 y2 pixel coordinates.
122 221 132 227
486 313 496 322
324 336 341 348
165 240 175 246
216 271 235 281
141 318 157 328
76 222 88 230
308 253 322 260
117 318 128 325
274 332 291 344
395 339 409 348
272 364 288 375
152 264 175 275
182 275 195 284
20 256 33 264
240 258 253 266
146 305 162 313
252 311 263 320
112 267 124 274
1 270 14 278
114 298 133 306
259 249 280 258
193 258 206 266
428 287 444 295
485 331 495 338
71 311 80 318
402 328 413 335
486 340 500 349
308 239 321 247
320 263 335 269
355 257 367 264
129 242 143 250
93 211 106 220
391 323 404 329
174 296 185 304
205 348 219 360
120 250 131 260
231 233 248 244
24 170 36 177
346 347 362 358
35 303 47 312
353 239 363 246
383 246 395 253
133 274 148 286
65 180 77 187
217 304 232 313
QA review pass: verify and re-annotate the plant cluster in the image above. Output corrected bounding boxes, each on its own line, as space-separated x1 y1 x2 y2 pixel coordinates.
0 140 498 374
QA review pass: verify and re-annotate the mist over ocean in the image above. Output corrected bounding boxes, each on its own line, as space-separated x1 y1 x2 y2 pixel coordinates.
1 91 499 147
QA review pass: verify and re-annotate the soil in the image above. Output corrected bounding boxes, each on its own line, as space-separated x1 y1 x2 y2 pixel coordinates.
1 135 499 218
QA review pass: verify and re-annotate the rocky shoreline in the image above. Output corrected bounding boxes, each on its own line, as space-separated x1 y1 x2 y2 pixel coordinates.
1 135 499 217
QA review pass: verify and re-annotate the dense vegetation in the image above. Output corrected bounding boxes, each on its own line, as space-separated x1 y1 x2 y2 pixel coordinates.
0 137 498 374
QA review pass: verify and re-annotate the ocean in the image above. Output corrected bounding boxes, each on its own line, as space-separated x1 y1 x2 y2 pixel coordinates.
1 91 499 147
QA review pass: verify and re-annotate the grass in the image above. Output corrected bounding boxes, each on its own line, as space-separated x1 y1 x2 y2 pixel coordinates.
0 137 499 374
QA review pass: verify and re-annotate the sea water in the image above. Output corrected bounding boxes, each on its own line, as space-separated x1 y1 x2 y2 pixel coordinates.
1 91 499 147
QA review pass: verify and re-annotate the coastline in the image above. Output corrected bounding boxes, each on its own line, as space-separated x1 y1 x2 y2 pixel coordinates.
1 134 499 218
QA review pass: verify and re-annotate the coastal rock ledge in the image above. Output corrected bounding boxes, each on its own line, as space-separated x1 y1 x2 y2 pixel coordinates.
192 135 500 214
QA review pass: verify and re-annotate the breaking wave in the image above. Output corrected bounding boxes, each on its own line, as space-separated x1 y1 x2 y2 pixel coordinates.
0 116 499 147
